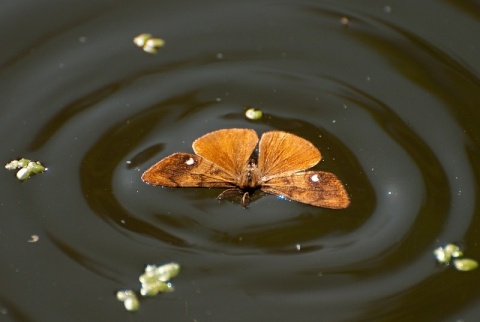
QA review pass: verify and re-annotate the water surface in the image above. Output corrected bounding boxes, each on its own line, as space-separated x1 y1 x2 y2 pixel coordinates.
1 1 480 321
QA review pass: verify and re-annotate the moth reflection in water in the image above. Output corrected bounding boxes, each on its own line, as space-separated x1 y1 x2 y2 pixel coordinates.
142 128 350 209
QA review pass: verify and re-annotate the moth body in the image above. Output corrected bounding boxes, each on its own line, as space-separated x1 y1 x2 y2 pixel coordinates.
237 160 262 190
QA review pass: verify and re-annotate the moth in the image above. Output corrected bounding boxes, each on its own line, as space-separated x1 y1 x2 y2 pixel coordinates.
142 128 350 209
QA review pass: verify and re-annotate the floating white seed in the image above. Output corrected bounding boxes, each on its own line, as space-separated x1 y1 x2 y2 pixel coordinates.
133 34 165 54
16 168 31 180
145 38 165 49
452 258 479 272
140 280 169 297
28 235 39 243
123 296 140 312
142 45 157 54
139 262 180 296
340 17 350 26
30 163 46 174
133 33 152 47
433 247 450 265
156 262 181 281
7 158 46 180
18 159 30 167
116 290 140 312
245 107 263 120
116 290 129 301
444 243 463 258
5 160 19 170
141 38 165 54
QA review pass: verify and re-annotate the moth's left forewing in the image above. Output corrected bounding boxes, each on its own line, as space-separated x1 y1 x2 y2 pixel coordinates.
261 171 350 209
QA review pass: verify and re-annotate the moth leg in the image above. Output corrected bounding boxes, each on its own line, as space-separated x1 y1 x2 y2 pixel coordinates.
241 192 251 208
217 188 251 208
217 188 243 200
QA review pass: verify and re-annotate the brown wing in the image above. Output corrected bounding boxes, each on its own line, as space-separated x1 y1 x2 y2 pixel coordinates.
141 153 236 188
261 171 350 209
192 128 258 176
257 131 321 179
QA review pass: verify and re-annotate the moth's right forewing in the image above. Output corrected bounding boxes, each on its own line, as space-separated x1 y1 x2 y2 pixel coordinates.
141 153 236 188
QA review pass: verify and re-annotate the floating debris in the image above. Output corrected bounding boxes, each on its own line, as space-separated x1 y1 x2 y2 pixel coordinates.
133 33 165 54
340 17 350 27
452 258 479 272
143 38 165 54
433 243 478 272
133 33 151 47
245 107 263 120
433 243 462 265
5 158 47 181
116 290 140 312
443 243 463 258
116 262 180 312
28 235 39 243
140 262 180 296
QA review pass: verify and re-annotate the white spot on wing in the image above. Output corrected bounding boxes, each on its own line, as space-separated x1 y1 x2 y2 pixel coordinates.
310 174 320 182
185 157 195 166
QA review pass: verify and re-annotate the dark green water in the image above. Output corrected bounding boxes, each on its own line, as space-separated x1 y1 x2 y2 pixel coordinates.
1 1 480 321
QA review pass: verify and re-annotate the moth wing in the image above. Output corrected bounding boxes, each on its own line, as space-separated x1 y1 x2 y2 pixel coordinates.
192 128 258 175
141 153 236 188
258 131 321 179
261 171 350 209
